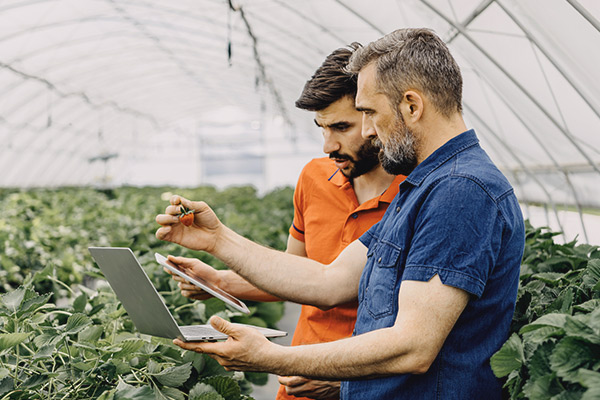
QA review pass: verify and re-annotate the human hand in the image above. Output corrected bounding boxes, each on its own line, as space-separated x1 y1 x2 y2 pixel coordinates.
173 316 279 372
163 255 221 300
155 195 222 252
278 376 340 399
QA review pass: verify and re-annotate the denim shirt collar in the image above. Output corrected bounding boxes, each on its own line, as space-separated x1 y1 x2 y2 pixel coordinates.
404 129 479 187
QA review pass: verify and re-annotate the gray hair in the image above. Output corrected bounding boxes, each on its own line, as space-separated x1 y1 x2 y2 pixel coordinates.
346 28 463 117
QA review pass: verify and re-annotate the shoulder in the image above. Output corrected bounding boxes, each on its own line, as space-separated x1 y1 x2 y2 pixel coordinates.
429 146 515 204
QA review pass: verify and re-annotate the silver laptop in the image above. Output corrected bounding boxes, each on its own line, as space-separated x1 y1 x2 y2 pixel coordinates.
88 247 287 342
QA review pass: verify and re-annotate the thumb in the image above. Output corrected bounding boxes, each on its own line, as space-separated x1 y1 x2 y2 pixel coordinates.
167 255 192 269
171 195 207 214
209 316 238 338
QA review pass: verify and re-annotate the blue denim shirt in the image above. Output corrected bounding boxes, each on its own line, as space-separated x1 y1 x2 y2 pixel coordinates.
340 130 525 399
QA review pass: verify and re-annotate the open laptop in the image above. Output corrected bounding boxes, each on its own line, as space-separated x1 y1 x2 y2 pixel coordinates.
89 247 286 342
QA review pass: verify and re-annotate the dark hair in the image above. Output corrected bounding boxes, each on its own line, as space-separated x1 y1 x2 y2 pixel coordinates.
295 42 362 111
346 28 463 117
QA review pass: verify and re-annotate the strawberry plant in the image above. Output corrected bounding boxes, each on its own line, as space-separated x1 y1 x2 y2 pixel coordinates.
0 269 257 399
491 221 600 399
0 185 294 397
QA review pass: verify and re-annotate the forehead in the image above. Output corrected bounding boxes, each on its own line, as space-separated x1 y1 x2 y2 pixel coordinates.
355 63 387 110
315 96 361 124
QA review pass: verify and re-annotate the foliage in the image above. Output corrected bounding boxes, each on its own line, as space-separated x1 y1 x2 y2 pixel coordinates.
0 269 260 399
491 221 600 399
0 185 294 398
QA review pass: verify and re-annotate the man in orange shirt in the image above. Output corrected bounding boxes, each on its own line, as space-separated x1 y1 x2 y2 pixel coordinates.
166 44 403 399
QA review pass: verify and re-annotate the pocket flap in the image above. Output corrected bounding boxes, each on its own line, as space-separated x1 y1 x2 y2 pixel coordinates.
374 243 401 268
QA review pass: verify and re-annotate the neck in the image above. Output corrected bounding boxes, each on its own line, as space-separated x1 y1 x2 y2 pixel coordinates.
352 164 396 205
416 113 467 164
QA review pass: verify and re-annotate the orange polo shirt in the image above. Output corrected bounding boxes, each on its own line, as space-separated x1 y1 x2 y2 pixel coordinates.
276 157 403 400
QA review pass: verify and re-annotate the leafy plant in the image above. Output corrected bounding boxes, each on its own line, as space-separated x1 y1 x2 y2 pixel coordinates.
491 221 600 399
0 270 257 399
0 185 294 398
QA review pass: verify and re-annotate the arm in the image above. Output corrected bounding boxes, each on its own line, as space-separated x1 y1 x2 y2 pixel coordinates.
169 235 307 302
175 274 469 378
156 196 365 308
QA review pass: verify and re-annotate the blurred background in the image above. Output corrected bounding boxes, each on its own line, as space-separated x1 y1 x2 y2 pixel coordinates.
1 0 600 243
1 1 599 398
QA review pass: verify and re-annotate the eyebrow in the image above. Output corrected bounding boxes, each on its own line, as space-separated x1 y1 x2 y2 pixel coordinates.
314 119 353 130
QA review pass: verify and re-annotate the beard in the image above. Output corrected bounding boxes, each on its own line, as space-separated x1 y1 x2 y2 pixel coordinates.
330 141 380 179
376 113 419 176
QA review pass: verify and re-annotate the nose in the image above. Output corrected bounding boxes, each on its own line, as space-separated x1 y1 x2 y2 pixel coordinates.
361 114 376 140
322 130 340 154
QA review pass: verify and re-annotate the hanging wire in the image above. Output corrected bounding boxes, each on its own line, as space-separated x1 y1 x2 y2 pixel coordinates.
227 0 294 129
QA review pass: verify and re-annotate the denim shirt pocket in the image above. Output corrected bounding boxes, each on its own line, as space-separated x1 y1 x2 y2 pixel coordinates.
365 241 402 319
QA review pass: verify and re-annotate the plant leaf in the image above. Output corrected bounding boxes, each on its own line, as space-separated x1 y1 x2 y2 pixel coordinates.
152 362 192 387
64 313 92 334
114 380 155 400
490 333 524 378
0 376 14 397
201 376 241 400
521 313 569 333
0 287 26 315
155 386 185 400
0 332 30 351
189 383 224 400
550 337 597 382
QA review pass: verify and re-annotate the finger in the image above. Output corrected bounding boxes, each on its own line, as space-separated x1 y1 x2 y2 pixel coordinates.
179 282 199 291
185 291 212 300
155 226 171 240
156 214 180 225
168 255 195 269
209 316 238 337
173 338 221 355
173 197 210 216
170 195 183 206
278 376 307 387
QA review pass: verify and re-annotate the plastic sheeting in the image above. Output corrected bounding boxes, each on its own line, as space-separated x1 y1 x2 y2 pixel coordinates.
0 0 599 235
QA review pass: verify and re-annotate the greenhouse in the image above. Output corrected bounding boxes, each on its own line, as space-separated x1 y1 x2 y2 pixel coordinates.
0 0 599 399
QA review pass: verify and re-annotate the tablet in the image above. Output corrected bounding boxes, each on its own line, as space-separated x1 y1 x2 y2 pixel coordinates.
155 253 250 315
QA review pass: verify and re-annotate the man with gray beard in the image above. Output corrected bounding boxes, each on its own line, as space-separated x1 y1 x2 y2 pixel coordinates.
157 28 525 399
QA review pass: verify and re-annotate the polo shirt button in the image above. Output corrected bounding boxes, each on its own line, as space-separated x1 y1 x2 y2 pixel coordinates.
396 206 401 212
351 213 358 219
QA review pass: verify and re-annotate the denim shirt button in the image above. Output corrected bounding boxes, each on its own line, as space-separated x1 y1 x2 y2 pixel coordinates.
396 206 401 212
378 257 382 263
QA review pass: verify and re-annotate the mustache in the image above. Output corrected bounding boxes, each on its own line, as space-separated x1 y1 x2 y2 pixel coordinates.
371 137 383 149
329 152 353 162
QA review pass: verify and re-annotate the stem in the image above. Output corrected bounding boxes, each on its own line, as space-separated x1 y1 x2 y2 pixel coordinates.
47 276 75 295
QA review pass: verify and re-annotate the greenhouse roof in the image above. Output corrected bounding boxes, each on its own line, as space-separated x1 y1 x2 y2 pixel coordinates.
1 0 599 237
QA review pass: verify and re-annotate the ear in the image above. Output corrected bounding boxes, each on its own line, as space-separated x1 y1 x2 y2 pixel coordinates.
399 90 424 123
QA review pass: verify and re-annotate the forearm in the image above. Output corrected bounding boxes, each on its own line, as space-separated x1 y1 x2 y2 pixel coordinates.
219 270 281 302
264 327 427 379
213 225 338 307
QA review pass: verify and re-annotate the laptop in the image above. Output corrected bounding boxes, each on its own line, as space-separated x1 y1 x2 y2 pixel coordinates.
88 247 287 342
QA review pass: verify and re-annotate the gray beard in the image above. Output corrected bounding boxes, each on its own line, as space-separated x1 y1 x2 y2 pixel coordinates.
376 120 418 176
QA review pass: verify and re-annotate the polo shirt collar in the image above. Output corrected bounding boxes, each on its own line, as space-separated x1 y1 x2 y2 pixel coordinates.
328 168 348 187
328 166 403 208
404 129 479 187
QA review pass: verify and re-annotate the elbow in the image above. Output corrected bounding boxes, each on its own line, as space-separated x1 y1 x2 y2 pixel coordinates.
407 351 437 375
411 358 434 375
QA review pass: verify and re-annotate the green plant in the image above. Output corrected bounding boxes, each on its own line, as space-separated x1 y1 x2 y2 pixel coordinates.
491 221 600 399
0 270 256 399
0 185 294 397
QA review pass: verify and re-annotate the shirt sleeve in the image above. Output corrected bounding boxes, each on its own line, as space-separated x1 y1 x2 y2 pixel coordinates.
402 176 505 298
289 164 307 242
